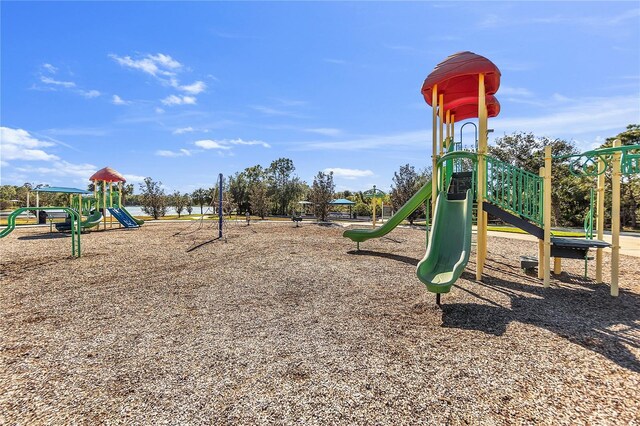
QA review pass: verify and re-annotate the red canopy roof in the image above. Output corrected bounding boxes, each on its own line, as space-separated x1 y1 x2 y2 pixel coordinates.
89 167 126 182
445 95 501 121
421 51 501 106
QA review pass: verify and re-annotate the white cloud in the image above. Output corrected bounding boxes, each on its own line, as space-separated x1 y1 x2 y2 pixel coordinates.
324 58 348 65
156 149 192 157
323 168 374 179
110 53 206 101
194 139 232 150
46 127 107 137
162 95 197 106
193 138 270 150
80 89 101 98
305 128 343 137
43 63 58 74
492 94 640 145
112 95 131 105
38 71 100 99
15 160 97 180
225 138 271 148
299 130 428 152
109 53 182 77
122 174 146 183
0 127 59 161
176 80 206 95
551 93 572 102
499 86 534 97
155 107 165 114
40 76 76 88
173 126 195 134
251 105 290 115
148 53 181 70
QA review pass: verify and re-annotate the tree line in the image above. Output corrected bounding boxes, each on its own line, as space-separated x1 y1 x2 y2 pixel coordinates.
1 125 638 228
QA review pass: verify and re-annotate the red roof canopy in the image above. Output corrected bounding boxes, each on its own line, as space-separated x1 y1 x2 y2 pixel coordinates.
421 51 501 106
90 167 126 182
446 95 501 121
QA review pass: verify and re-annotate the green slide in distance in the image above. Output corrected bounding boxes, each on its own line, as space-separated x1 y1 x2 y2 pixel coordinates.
416 190 473 294
120 207 144 225
55 209 103 232
343 179 432 244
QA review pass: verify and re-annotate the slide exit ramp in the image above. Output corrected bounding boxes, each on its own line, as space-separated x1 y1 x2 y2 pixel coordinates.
120 207 145 226
108 208 139 228
343 179 432 244
416 189 473 296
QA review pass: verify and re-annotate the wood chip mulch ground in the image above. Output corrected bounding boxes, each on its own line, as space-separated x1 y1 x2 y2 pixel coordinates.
1 221 639 425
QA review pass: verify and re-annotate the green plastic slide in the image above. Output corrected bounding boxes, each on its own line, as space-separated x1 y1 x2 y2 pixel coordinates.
120 207 144 225
416 190 473 294
343 179 432 243
55 209 103 232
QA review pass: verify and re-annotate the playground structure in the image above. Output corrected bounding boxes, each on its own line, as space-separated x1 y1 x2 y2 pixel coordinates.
173 173 229 248
363 185 386 228
90 167 143 229
0 166 145 257
344 51 639 301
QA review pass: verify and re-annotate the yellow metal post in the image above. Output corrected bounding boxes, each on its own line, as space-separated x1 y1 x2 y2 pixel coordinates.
445 110 451 150
538 167 545 280
109 182 113 228
538 239 544 279
476 74 487 281
451 115 455 149
431 85 438 214
438 94 444 156
596 156 605 283
611 139 622 296
102 180 107 229
543 146 552 287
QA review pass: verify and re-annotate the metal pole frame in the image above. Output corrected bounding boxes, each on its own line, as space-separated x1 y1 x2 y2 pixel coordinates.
218 173 223 239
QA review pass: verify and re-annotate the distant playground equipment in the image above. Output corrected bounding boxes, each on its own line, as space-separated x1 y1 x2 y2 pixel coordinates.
363 185 386 228
0 166 144 258
1 207 82 257
90 167 143 229
175 173 229 249
344 51 639 302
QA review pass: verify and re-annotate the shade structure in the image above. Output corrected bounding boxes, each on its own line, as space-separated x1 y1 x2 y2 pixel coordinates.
421 51 501 106
329 198 356 205
363 189 385 199
31 186 91 194
446 95 501 121
89 167 126 183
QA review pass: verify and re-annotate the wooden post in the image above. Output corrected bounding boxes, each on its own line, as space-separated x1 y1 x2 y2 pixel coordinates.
596 156 605 283
431 85 438 214
538 167 545 280
611 139 622 296
476 73 487 281
543 146 552 287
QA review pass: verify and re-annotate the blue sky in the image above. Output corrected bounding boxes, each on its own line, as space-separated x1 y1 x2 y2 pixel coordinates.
1 1 639 194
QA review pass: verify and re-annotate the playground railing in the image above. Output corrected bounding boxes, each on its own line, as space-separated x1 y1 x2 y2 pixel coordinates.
485 156 544 226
